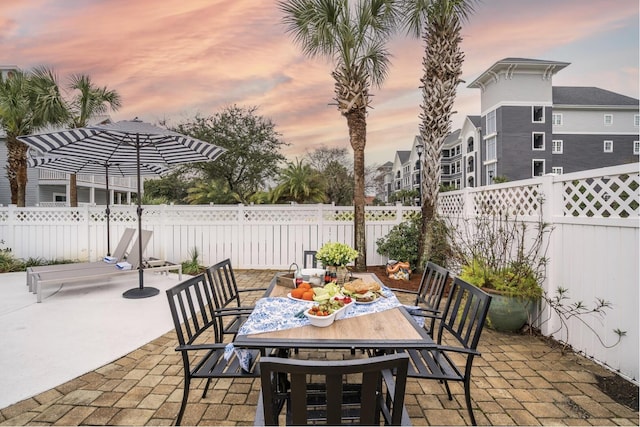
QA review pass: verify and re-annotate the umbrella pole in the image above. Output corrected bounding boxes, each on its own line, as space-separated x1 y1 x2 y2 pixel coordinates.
105 165 111 256
123 135 159 299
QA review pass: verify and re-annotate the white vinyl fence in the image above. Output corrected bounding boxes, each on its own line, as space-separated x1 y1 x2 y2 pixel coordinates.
1 163 638 381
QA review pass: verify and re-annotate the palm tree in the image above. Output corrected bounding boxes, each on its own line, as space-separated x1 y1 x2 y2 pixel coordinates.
279 0 398 270
400 0 477 265
65 74 121 207
271 158 326 203
0 67 67 206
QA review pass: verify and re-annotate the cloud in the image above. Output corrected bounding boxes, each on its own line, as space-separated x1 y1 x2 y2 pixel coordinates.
1 0 637 167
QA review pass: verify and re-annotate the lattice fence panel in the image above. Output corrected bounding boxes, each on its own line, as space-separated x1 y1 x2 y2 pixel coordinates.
13 209 88 224
438 192 464 216
563 172 639 218
472 185 542 217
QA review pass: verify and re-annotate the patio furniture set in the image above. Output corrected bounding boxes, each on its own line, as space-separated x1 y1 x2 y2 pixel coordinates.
166 259 493 426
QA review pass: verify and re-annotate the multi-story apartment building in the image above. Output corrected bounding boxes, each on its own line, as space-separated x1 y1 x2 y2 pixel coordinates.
0 65 139 207
382 57 639 200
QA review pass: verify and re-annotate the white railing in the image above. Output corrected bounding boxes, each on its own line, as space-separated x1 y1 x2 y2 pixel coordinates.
38 170 137 189
1 163 638 381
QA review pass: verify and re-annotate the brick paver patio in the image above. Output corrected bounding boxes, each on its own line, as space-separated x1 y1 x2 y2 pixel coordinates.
0 270 637 426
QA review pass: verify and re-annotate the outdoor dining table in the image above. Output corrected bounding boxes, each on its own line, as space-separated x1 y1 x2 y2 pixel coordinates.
229 272 435 367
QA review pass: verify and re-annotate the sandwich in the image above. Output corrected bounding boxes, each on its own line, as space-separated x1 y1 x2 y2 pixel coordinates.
343 279 381 302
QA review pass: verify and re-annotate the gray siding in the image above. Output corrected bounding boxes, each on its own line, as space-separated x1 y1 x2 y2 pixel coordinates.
496 106 553 180
551 134 639 172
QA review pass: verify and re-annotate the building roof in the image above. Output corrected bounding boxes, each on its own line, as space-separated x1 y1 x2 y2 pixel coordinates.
396 150 411 163
444 129 461 144
467 115 481 128
468 57 570 89
553 86 639 106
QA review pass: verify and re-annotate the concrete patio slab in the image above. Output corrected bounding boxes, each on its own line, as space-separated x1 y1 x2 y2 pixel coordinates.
0 270 183 409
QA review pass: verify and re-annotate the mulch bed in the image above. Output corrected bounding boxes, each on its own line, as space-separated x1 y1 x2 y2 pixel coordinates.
366 265 421 292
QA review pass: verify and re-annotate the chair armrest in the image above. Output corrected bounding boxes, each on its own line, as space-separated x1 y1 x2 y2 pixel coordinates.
387 288 418 295
176 343 228 352
238 287 268 293
213 306 254 316
434 345 481 357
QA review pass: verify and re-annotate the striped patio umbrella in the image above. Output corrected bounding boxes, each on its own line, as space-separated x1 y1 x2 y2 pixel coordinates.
19 119 226 299
28 156 169 257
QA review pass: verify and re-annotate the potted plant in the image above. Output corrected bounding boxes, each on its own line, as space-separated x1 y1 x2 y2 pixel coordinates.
448 204 552 332
316 242 358 284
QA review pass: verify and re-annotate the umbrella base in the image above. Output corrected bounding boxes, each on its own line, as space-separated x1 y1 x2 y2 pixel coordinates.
122 287 160 299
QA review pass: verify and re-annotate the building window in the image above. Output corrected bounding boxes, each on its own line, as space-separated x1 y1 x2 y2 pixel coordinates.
485 136 497 161
53 193 67 202
467 137 474 152
532 132 545 150
467 176 475 188
552 140 563 154
634 115 639 126
552 113 563 126
532 160 545 177
486 109 496 135
634 141 640 155
604 114 613 126
552 167 563 175
442 164 450 175
486 163 496 184
532 106 544 123
603 140 613 153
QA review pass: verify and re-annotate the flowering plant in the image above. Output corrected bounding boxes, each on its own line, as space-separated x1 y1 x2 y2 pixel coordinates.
316 242 358 266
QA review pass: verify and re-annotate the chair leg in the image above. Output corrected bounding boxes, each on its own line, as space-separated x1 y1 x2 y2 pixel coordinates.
464 379 477 426
202 378 213 398
176 377 190 426
443 379 453 400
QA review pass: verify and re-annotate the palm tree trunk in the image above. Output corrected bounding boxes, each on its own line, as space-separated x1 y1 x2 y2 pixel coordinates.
6 137 28 207
70 174 78 207
346 110 367 271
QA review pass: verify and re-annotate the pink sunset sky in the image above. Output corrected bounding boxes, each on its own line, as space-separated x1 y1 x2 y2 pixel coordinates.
2 0 638 166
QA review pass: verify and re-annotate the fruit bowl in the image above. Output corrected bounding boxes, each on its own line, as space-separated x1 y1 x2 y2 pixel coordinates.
304 309 336 327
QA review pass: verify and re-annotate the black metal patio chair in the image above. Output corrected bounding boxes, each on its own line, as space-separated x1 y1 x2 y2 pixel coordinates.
397 277 492 426
388 261 450 335
166 273 262 425
255 353 412 426
204 258 267 338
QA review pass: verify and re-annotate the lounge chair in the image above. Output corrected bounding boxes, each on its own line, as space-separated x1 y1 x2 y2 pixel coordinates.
26 228 136 292
31 230 182 302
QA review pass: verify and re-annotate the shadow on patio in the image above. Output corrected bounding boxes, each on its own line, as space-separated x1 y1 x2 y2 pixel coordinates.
0 269 637 426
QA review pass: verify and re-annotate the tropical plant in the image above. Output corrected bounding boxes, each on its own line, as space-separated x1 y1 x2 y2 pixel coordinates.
271 158 326 203
316 241 358 267
279 0 399 270
399 0 478 266
185 180 239 205
0 67 67 206
376 215 451 270
63 74 122 206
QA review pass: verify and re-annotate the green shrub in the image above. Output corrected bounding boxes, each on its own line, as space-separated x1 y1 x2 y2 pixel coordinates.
376 217 420 268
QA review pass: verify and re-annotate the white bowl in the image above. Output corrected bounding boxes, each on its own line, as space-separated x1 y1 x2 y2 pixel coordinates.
333 298 355 320
304 308 336 327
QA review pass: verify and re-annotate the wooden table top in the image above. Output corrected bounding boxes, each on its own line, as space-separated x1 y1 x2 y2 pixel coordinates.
233 273 434 350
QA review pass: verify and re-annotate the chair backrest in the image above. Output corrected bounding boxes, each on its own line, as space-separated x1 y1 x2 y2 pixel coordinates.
166 273 223 346
124 229 153 269
112 228 136 261
205 258 241 310
258 353 410 426
436 277 492 351
303 250 317 268
415 261 450 310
